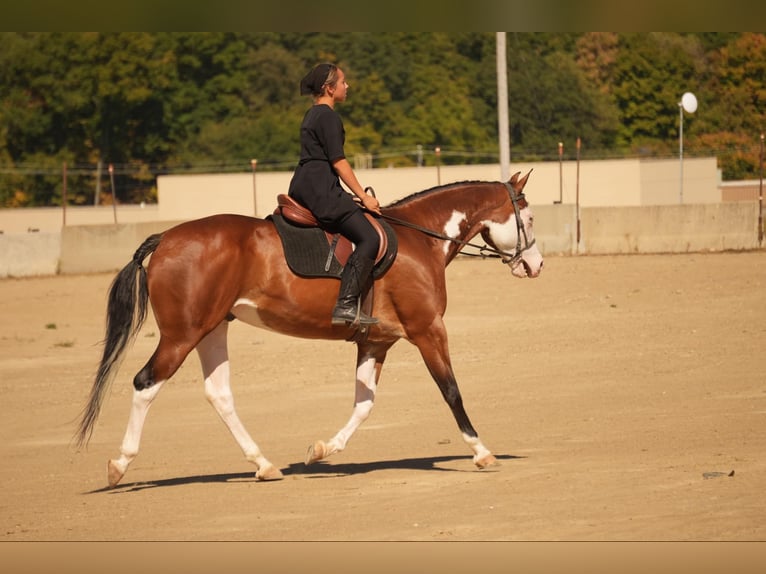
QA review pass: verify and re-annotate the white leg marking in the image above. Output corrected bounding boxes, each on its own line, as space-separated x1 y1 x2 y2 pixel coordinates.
324 354 378 456
197 321 281 480
462 432 493 462
111 380 165 479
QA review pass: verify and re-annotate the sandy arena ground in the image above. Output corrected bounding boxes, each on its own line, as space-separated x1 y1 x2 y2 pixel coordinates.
0 251 765 543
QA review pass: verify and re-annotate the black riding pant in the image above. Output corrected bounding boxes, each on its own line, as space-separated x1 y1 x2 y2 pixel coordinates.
335 209 380 262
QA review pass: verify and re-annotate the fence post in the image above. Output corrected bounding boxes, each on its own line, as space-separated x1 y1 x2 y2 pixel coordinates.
576 137 581 251
108 163 117 224
759 133 764 246
251 159 258 217
555 141 563 204
62 161 67 227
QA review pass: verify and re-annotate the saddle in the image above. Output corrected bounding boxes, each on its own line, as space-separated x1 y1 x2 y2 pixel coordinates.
271 194 397 279
270 194 397 342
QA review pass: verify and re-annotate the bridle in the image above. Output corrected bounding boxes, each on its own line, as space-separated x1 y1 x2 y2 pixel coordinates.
501 181 537 266
368 182 536 268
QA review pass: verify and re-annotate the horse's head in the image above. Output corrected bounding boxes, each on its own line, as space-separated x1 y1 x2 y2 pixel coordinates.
481 170 544 278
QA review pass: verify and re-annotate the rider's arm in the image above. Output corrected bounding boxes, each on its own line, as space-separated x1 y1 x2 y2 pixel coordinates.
332 158 381 214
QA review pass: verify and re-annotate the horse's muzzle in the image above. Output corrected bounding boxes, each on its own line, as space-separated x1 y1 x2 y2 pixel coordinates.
511 257 542 278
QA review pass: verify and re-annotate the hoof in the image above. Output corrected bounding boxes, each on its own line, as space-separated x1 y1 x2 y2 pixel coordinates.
305 440 327 465
475 453 500 470
107 459 124 488
255 464 284 481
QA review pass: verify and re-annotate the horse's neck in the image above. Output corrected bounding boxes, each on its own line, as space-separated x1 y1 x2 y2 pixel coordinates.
388 183 501 241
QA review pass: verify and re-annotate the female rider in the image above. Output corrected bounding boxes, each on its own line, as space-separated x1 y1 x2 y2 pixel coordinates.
288 63 381 326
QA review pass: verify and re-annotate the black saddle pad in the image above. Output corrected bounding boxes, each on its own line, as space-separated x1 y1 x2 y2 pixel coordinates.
269 214 397 279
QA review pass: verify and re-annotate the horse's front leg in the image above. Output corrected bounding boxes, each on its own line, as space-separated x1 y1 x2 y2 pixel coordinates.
306 343 391 464
413 317 498 469
197 321 283 481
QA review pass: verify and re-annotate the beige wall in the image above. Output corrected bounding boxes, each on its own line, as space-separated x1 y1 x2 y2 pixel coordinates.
2 156 764 278
2 202 761 278
581 202 760 254
155 156 721 222
0 232 61 277
721 181 764 202
0 204 159 234
58 220 184 275
0 157 722 234
639 157 721 205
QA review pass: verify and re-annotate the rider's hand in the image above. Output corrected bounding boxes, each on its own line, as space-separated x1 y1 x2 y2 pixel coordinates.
361 193 381 215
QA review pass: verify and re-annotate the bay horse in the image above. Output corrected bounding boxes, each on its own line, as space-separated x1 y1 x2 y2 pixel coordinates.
75 170 542 487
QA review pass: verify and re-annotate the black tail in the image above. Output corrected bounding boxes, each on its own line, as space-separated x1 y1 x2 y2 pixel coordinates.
74 233 163 448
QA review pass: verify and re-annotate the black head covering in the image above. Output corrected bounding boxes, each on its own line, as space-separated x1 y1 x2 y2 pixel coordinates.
300 63 335 96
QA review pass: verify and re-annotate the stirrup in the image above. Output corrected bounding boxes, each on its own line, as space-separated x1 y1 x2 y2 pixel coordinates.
331 308 379 326
331 299 378 326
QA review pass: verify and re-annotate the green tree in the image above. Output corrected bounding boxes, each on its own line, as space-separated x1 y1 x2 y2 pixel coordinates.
506 34 619 157
1 32 763 207
610 33 707 152
695 33 766 179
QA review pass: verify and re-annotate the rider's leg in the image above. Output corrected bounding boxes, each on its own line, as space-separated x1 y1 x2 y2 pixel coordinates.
331 210 380 326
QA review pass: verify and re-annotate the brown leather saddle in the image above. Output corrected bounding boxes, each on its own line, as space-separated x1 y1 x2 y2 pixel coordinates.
274 194 389 268
271 194 397 341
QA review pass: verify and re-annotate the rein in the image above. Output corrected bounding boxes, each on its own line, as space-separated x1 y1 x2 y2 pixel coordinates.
367 183 536 266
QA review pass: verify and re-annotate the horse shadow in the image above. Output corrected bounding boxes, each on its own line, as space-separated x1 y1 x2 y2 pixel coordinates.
85 453 524 494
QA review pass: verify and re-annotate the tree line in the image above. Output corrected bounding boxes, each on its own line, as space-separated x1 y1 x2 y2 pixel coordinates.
0 32 764 207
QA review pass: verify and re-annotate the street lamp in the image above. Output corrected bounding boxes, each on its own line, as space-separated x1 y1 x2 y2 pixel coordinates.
678 91 697 204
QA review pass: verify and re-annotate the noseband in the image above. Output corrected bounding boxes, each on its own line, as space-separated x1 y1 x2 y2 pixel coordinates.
371 182 535 267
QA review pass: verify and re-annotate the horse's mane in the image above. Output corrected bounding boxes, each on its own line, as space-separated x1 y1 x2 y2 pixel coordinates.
385 180 495 208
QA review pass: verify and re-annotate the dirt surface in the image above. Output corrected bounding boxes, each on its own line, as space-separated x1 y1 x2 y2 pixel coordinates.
1 251 765 541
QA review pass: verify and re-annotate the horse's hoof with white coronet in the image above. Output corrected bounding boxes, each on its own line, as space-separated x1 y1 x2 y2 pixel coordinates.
305 440 327 465
255 464 284 481
107 459 125 488
475 453 500 470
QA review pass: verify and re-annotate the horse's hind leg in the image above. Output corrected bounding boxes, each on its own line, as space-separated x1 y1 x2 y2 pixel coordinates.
306 343 391 464
413 317 498 469
107 381 165 487
107 336 196 487
196 321 283 481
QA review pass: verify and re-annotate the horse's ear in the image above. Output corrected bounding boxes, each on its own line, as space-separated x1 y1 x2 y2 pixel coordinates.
517 169 533 190
508 171 521 185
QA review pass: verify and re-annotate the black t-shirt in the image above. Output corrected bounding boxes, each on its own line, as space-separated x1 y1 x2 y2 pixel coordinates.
288 104 358 224
298 104 345 163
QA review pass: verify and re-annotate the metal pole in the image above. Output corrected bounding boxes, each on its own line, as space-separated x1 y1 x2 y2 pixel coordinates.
496 32 510 181
95 160 102 205
576 137 581 249
759 132 764 246
251 159 258 217
559 141 564 202
62 161 67 227
108 163 117 224
679 102 684 204
435 146 441 186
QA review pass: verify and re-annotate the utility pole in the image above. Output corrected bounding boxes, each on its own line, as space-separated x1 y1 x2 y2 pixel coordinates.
496 32 510 181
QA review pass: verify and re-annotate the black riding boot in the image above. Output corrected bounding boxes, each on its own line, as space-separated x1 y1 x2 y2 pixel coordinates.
331 253 378 326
